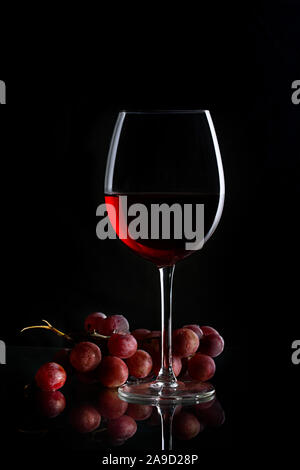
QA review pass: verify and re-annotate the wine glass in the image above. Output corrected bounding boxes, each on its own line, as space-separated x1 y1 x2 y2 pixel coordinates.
104 110 225 404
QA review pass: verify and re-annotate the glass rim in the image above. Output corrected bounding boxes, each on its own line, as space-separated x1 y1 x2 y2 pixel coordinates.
119 109 209 115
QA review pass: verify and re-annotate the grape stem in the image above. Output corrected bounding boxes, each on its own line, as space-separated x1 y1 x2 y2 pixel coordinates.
89 330 110 339
20 319 73 341
20 320 111 341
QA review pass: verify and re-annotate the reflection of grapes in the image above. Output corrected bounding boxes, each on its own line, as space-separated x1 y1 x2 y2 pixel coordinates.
35 362 67 391
194 399 225 427
193 396 216 411
36 390 66 418
70 342 102 373
173 411 202 440
97 389 128 419
147 407 161 426
188 353 216 381
107 415 137 441
126 403 153 421
108 333 137 359
126 350 153 378
97 356 129 387
69 404 101 433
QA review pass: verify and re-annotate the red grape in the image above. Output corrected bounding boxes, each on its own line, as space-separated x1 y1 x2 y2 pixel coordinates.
172 328 199 358
107 415 137 441
97 389 128 419
201 325 220 336
35 362 67 391
97 356 129 387
172 356 182 377
52 348 71 370
152 354 182 377
36 390 66 418
187 353 216 381
131 329 151 345
108 333 137 359
147 330 161 338
173 411 202 440
126 404 153 421
179 357 190 376
151 355 160 376
126 349 153 378
101 315 130 335
69 404 101 433
142 338 160 356
183 324 203 340
84 312 106 333
198 333 224 357
70 341 102 373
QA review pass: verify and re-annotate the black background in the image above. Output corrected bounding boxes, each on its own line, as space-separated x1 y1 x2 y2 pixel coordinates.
0 1 299 463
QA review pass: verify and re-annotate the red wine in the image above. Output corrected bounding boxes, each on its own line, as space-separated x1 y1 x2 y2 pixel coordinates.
105 194 222 267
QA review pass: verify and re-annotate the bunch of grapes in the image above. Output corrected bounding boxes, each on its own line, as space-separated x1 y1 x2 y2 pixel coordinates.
133 323 224 382
29 312 224 425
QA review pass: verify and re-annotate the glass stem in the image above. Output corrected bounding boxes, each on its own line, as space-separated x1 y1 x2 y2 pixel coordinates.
157 265 177 386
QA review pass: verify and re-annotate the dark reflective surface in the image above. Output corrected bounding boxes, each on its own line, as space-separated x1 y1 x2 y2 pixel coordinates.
0 345 249 465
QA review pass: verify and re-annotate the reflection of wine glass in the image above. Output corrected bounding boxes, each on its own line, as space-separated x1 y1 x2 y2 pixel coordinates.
156 396 225 450
104 110 225 403
95 392 224 449
35 385 225 449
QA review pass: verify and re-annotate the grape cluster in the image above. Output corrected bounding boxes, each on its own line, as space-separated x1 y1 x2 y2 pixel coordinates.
22 312 226 447
33 313 224 394
135 323 224 382
30 311 224 438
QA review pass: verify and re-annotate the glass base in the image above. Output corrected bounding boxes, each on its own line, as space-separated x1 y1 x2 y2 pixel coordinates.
118 379 215 405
